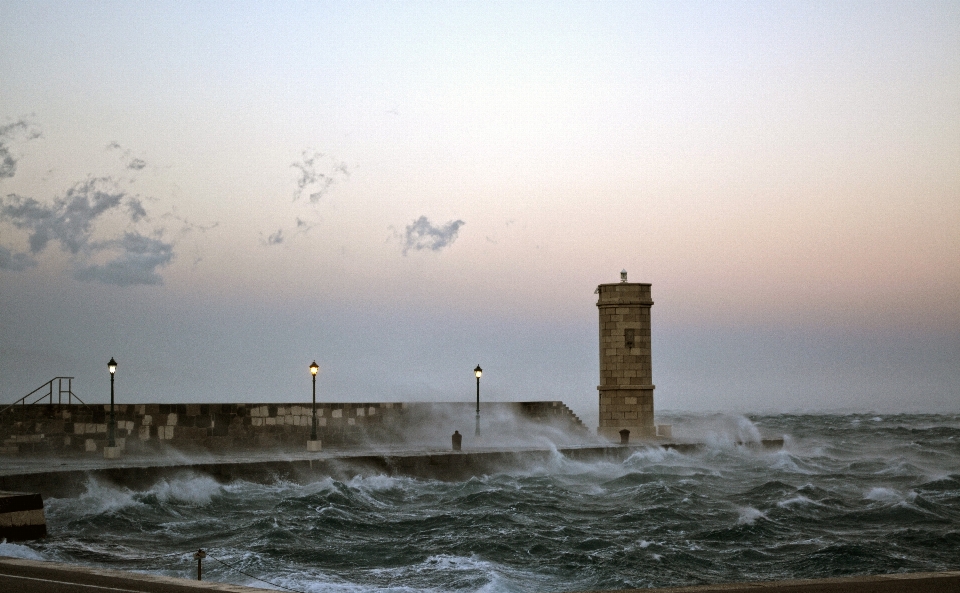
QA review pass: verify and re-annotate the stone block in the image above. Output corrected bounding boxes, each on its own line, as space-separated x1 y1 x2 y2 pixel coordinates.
142 415 152 426
356 408 365 417
265 417 276 426
85 439 97 452
252 418 264 427
332 409 342 418
96 424 107 433
139 426 150 440
167 413 178 426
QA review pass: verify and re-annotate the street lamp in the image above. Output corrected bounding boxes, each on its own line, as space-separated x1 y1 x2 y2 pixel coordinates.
107 357 117 448
310 361 319 442
474 364 482 437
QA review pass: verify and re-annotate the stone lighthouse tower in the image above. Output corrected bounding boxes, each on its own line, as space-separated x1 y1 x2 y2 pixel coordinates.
596 270 655 440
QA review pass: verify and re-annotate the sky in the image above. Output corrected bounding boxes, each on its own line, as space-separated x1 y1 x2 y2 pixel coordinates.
1 1 958 425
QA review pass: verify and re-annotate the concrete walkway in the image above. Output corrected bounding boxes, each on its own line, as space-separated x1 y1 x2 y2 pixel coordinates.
2 557 959 593
0 557 269 592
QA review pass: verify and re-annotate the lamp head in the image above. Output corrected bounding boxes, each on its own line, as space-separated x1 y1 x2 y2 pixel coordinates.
310 361 319 376
474 364 482 378
108 357 117 374
620 269 627 282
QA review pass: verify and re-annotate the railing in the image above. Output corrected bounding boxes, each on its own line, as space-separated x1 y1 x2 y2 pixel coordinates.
0 377 87 415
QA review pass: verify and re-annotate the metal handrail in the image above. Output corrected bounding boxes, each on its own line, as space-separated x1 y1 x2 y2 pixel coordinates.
0 377 87 415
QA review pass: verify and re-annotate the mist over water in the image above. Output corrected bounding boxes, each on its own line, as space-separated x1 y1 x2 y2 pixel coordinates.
5 413 960 592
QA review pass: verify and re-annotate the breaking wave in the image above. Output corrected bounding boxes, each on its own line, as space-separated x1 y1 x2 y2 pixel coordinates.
19 413 960 592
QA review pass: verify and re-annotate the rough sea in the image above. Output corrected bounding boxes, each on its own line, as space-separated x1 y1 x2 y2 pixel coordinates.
2 413 959 593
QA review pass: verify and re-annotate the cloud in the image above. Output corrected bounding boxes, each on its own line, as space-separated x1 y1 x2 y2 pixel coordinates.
266 229 284 245
402 216 465 255
262 149 347 247
0 245 36 271
127 198 148 222
105 142 147 171
1 178 127 254
0 177 176 286
291 149 349 203
72 232 174 286
0 118 42 179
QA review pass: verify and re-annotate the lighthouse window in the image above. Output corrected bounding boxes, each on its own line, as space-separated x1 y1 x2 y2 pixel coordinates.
625 328 635 348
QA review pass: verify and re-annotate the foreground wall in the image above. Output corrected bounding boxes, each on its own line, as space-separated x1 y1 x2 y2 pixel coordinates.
0 401 586 455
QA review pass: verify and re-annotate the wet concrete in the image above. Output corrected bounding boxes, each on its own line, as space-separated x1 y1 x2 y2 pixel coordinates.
0 439 786 498
2 556 957 593
0 440 781 498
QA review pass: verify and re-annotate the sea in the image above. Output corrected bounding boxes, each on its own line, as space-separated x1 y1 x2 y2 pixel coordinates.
2 413 959 593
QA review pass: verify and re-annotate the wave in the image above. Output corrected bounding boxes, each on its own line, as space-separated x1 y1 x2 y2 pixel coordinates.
16 413 960 592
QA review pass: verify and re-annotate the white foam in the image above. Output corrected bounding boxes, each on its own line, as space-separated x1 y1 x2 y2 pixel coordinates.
45 478 143 519
864 487 902 503
777 495 816 508
149 475 224 506
0 541 46 560
737 506 768 525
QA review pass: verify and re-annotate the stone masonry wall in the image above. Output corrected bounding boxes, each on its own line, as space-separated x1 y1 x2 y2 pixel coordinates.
0 401 586 455
596 281 655 440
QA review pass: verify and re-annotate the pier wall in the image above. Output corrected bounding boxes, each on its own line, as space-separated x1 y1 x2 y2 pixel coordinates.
0 401 586 455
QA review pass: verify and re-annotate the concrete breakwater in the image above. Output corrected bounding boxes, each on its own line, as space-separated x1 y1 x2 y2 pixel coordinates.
0 400 586 455
0 440 783 499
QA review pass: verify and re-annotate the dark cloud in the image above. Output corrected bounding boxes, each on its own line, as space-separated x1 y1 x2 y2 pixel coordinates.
402 216 465 255
0 178 175 286
266 229 284 245
1 178 126 254
262 150 346 247
127 198 148 222
72 232 173 286
105 142 147 172
0 245 36 271
292 150 349 203
0 118 42 179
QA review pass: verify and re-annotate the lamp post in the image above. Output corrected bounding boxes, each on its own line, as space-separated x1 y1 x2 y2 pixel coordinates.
310 361 319 441
474 364 482 437
107 357 117 448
